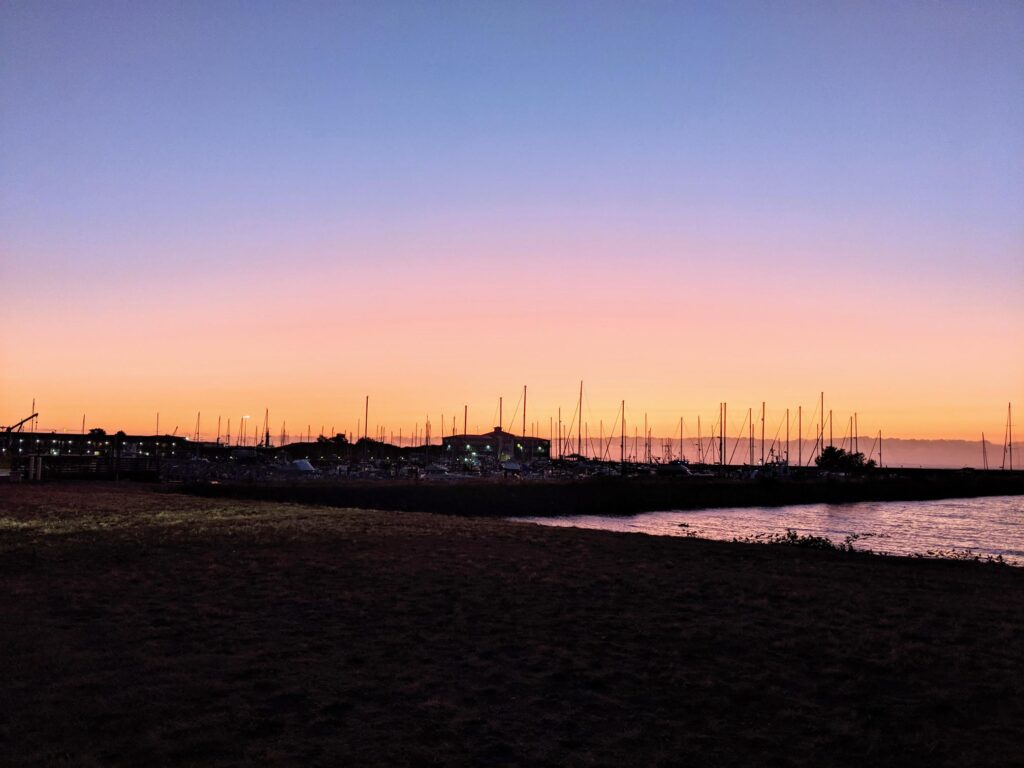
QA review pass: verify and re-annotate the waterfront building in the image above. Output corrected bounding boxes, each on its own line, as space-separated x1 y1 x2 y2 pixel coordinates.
441 427 549 464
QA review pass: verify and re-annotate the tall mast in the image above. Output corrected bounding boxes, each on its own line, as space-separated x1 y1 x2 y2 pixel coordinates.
620 400 625 470
785 408 790 465
464 405 467 437
697 415 702 464
748 407 753 465
854 412 858 455
820 392 824 458
982 432 988 470
523 385 527 444
718 403 722 465
577 381 583 458
722 403 727 466
829 409 833 448
761 401 765 465
798 406 802 466
1010 402 1014 471
364 396 369 441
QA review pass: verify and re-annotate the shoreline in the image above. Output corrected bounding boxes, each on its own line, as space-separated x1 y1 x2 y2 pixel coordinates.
177 468 1024 518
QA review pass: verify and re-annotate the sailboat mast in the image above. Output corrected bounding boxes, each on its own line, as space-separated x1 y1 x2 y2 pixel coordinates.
621 400 625 469
717 403 722 465
723 403 727 466
697 415 702 464
761 401 765 465
523 385 527 442
577 381 583 458
786 408 790 465
748 407 753 465
819 392 824 459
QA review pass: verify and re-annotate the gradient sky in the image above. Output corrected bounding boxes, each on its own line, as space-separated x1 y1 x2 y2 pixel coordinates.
2 1 1022 441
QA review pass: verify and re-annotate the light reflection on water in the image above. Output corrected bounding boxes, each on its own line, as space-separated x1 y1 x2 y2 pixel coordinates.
513 495 1024 564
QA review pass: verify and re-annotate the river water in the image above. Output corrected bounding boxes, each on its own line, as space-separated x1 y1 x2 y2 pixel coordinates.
513 495 1024 564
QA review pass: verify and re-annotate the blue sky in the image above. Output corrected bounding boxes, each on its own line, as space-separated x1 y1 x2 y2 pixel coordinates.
1 1 1022 437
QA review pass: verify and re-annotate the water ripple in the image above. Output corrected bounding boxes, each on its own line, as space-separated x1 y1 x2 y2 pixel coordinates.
514 495 1024 565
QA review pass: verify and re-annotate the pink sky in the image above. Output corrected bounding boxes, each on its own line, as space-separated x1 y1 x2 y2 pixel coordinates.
2 3 1021 440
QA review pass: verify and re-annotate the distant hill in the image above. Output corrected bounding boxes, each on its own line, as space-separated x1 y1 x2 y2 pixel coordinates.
860 438 1008 470
681 438 1011 470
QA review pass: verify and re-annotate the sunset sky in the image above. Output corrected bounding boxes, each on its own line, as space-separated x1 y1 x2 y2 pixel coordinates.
2 1 1022 442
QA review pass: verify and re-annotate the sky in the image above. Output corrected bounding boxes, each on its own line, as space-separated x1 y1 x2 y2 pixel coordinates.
1 1 1022 442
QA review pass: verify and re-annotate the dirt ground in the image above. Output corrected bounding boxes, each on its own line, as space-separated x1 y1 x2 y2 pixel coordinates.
2 483 1023 767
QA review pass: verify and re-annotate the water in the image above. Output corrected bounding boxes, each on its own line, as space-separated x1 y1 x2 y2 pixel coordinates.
513 495 1024 564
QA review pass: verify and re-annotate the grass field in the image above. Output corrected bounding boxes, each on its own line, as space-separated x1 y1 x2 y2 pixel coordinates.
2 483 1023 766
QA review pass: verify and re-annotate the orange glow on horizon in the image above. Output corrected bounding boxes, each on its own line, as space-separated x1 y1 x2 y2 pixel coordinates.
2 226 1021 444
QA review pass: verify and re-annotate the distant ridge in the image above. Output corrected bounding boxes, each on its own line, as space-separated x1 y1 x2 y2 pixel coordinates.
872 438 1006 470
678 438 1006 470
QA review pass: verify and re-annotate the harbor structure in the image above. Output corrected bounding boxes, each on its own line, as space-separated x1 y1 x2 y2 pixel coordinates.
441 427 549 465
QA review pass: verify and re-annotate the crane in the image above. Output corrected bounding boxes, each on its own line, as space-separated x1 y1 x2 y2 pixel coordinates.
2 412 38 452
3 413 38 433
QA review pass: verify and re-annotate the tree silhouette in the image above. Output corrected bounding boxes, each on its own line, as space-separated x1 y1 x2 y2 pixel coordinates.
815 446 875 471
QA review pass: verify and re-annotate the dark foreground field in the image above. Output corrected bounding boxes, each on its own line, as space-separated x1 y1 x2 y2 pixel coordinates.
2 484 1023 767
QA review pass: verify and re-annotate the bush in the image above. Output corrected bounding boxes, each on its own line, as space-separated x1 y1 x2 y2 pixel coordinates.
735 528 861 552
815 446 875 472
